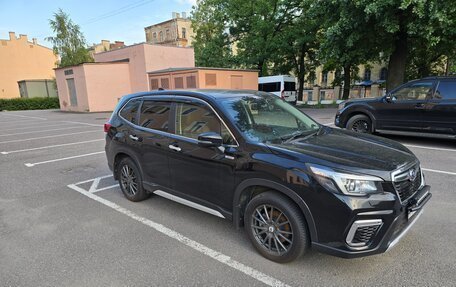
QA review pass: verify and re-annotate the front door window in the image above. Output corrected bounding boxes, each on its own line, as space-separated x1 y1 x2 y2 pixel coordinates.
391 82 434 101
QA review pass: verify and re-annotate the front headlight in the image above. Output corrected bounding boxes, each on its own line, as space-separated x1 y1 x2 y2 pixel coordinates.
338 102 346 110
308 164 384 196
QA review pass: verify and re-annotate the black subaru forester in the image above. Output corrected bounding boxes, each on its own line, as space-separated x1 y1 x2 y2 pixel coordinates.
105 90 431 263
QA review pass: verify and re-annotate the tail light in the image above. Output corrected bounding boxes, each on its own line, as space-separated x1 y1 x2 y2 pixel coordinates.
281 90 285 100
104 123 112 133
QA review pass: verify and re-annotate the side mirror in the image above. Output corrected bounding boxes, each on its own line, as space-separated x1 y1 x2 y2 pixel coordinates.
385 95 393 103
198 132 223 147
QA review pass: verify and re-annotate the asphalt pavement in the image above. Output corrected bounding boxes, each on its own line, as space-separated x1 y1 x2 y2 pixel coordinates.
0 108 455 286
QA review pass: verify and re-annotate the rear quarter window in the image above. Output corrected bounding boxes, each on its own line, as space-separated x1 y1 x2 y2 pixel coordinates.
119 99 141 124
435 81 456 100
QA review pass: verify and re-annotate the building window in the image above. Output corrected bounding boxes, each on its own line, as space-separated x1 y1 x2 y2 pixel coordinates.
159 31 163 42
380 68 387 81
322 72 328 86
64 69 73 76
160 78 170 89
186 75 197 88
174 77 184 89
152 32 157 41
205 73 217 86
320 90 326 101
150 78 159 90
182 28 186 39
166 29 170 40
364 68 371 81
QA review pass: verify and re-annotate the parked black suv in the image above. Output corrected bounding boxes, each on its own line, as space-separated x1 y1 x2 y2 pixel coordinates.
336 77 456 138
105 90 431 262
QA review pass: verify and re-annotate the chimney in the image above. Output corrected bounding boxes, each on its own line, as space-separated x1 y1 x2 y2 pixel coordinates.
182 12 187 19
172 12 177 19
9 32 16 40
19 34 28 41
32 38 37 45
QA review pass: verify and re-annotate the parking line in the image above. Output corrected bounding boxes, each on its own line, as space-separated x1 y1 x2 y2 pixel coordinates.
0 126 92 137
323 122 335 126
25 151 105 167
404 144 456 153
0 114 47 120
0 130 100 144
67 181 290 287
62 121 102 127
0 122 71 132
1 139 104 154
422 168 456 176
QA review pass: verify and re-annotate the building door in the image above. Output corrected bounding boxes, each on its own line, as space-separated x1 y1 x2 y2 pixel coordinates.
66 78 77 107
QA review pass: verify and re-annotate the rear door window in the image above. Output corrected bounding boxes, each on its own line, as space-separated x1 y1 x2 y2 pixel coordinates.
139 100 171 132
435 81 456 100
284 81 296 91
119 99 141 124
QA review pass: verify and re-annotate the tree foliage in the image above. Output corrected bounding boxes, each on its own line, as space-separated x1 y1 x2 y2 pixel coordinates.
46 9 93 68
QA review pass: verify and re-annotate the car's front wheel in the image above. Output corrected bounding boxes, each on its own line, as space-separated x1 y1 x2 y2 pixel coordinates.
346 114 372 134
117 157 149 202
244 192 309 263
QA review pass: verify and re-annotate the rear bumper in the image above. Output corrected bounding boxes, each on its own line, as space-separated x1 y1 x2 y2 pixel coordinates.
313 185 432 258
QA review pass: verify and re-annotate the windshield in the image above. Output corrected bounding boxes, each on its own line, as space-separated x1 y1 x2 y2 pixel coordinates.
219 94 319 143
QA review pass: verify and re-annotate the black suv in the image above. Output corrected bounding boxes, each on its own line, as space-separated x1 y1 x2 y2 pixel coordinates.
105 90 431 262
335 77 456 138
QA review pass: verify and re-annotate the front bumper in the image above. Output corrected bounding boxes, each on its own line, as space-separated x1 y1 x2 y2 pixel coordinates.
312 185 432 258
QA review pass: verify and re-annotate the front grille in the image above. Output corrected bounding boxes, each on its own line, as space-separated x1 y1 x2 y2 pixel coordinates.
393 164 422 203
352 225 380 244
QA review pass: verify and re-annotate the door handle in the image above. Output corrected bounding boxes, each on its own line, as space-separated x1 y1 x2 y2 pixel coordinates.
168 144 182 152
129 134 139 141
415 103 425 109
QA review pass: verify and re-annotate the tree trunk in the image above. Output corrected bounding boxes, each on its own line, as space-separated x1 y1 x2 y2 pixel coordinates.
386 31 408 92
342 64 351 100
257 59 265 77
297 45 306 101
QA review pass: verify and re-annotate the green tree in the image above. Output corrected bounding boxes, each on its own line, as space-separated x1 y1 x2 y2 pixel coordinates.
46 9 93 68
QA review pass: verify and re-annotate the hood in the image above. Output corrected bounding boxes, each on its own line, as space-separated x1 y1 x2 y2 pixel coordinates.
266 127 417 179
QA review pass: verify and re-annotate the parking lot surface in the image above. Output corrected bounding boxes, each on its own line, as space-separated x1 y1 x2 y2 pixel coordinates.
1 108 455 286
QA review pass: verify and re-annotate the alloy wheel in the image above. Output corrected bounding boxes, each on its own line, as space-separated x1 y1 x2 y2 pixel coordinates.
120 164 138 196
351 119 370 133
251 204 293 255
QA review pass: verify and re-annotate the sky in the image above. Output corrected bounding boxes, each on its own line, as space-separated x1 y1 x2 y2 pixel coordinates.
0 0 196 48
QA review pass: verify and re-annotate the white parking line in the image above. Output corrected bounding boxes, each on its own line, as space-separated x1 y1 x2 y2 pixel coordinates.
62 121 102 127
0 126 92 137
322 122 335 126
422 168 456 176
404 144 456 153
67 179 290 287
25 151 105 167
0 114 47 120
1 139 104 154
0 119 45 124
0 130 100 144
0 122 71 132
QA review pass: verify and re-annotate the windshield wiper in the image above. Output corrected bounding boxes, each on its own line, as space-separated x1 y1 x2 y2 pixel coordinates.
282 127 321 143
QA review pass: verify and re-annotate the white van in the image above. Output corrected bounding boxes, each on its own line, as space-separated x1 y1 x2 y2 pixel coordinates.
258 75 298 104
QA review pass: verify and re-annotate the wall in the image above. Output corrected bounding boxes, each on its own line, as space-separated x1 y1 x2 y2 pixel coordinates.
94 43 194 93
0 32 57 99
145 18 194 47
55 65 90 112
197 70 258 90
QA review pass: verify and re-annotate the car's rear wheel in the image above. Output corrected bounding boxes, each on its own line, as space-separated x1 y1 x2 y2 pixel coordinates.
346 114 372 134
244 191 309 263
117 157 149 202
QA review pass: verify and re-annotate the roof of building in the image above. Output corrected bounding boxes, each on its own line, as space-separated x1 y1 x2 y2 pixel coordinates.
144 17 191 30
147 67 259 74
54 59 129 70
92 42 192 56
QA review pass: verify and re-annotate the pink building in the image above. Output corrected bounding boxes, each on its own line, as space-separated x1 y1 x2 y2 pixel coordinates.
55 43 195 112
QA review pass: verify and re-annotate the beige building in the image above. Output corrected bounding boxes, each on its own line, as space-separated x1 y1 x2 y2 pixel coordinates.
148 67 258 90
88 40 125 57
145 12 194 47
0 32 57 99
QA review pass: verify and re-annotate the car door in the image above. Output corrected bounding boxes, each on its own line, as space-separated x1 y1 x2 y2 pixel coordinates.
423 80 456 135
134 98 173 189
375 80 435 132
167 98 238 213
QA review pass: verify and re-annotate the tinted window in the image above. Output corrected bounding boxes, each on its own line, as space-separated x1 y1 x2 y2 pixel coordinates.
175 102 235 145
435 81 456 100
259 82 280 92
119 99 141 124
284 81 296 91
139 101 171 132
391 82 434 101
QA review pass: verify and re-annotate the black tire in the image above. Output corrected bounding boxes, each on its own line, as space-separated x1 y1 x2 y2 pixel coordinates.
346 114 372 134
244 191 309 263
117 157 149 202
